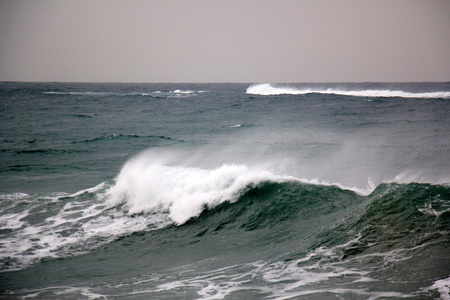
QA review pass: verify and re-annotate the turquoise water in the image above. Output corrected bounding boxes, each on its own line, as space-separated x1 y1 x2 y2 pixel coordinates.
0 82 449 299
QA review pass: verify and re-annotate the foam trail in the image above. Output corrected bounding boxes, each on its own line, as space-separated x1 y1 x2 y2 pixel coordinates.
0 182 171 271
246 83 450 98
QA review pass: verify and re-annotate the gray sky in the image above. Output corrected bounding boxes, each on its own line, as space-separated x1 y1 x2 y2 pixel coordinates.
1 0 449 83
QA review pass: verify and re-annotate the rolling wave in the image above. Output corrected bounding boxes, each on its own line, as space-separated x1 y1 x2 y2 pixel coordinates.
246 83 450 98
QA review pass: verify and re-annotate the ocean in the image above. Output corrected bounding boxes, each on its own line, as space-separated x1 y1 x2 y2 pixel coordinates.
0 82 449 299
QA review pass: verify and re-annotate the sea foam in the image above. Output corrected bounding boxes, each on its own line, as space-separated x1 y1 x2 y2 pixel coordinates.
246 83 450 98
106 154 299 225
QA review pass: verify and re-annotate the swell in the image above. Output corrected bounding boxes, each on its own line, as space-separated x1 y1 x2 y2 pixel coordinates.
13 149 90 155
181 181 449 249
315 182 450 249
72 134 174 144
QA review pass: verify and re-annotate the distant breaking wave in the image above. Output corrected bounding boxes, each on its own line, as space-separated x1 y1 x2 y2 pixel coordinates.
43 90 205 98
246 83 450 99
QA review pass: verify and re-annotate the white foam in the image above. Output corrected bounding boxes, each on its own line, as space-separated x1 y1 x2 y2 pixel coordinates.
172 89 195 94
142 237 414 299
0 184 171 271
246 83 450 99
107 156 297 225
418 198 450 218
0 212 28 230
0 192 29 200
423 276 450 300
10 286 108 299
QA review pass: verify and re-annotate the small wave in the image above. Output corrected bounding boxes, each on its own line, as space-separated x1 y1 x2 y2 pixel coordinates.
43 90 206 98
72 114 94 118
14 149 88 155
171 89 195 94
43 91 144 96
42 91 109 96
246 83 450 99
73 134 173 144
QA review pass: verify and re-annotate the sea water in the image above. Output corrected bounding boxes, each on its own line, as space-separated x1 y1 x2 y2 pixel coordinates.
0 82 449 299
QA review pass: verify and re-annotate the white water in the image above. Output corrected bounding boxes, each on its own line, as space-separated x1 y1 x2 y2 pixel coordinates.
124 235 426 299
0 182 170 271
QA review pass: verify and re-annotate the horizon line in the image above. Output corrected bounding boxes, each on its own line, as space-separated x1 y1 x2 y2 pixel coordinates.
1 80 450 84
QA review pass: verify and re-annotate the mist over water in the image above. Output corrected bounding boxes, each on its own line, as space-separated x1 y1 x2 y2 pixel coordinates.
0 82 449 299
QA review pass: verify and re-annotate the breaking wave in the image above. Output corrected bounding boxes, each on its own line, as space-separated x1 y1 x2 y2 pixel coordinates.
246 83 450 98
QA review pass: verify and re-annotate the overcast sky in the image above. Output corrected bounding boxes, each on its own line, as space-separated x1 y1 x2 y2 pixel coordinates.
1 0 449 83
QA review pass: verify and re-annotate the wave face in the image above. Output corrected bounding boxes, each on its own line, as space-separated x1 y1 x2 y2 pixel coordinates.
1 82 449 299
247 83 450 98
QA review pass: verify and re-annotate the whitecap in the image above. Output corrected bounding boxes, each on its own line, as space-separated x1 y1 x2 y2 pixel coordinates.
246 83 450 99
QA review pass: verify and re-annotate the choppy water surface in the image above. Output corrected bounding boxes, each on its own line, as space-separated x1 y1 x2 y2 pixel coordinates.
1 82 449 299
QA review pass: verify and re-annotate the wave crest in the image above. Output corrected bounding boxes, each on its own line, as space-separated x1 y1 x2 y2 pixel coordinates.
107 158 296 225
246 83 450 98
105 149 381 225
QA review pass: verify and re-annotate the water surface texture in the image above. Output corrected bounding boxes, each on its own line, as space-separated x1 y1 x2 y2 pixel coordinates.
1 82 449 299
